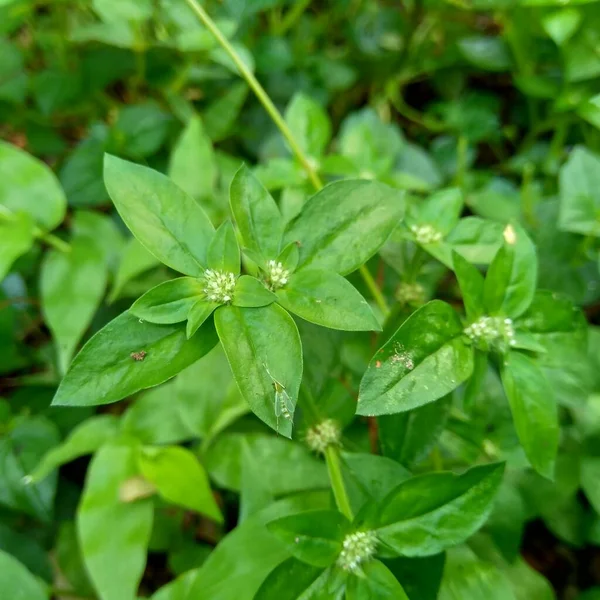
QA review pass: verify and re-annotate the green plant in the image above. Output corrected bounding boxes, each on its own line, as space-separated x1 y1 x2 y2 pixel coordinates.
1 0 600 599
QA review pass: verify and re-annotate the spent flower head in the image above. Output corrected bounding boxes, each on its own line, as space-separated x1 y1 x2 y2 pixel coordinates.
203 269 236 304
411 224 443 244
464 315 516 350
305 419 341 454
337 530 378 572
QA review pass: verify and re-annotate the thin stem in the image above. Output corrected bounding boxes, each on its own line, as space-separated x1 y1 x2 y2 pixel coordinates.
359 264 389 316
183 0 322 191
35 229 71 253
325 445 353 521
276 0 312 35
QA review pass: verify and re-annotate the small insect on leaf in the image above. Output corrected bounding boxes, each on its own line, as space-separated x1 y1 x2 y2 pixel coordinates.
264 363 294 433
130 350 147 361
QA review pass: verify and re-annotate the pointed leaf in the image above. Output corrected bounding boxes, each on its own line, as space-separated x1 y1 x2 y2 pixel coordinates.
0 550 48 600
284 180 404 275
346 560 409 600
358 301 473 416
186 300 218 338
375 463 505 556
138 445 222 522
104 154 215 276
276 269 380 331
233 275 276 308
452 250 484 320
254 558 327 600
52 311 218 407
0 212 35 281
207 220 240 274
215 304 302 437
501 351 559 479
130 277 204 324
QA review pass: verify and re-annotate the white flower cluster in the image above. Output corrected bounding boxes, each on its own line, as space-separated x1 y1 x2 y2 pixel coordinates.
305 419 341 454
411 224 443 244
464 316 516 347
267 260 289 290
203 269 236 304
337 531 378 572
396 281 425 306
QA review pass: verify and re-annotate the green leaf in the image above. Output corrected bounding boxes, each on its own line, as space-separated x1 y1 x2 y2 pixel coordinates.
109 237 161 302
215 304 302 437
29 415 119 483
203 82 249 142
230 164 283 264
582 456 600 513
187 300 219 338
501 351 559 479
168 115 216 200
0 416 60 522
78 442 153 600
357 301 474 416
276 269 380 331
346 560 409 600
374 463 504 556
72 210 126 270
254 558 328 600
409 188 464 236
453 251 485 321
41 236 107 374
284 180 404 275
138 445 222 522
207 220 240 274
543 8 582 46
233 275 277 308
103 154 215 276
267 510 349 567
284 93 331 159
0 211 35 281
0 140 66 230
52 311 218 407
457 36 511 71
130 277 204 324
483 224 537 318
0 550 48 600
439 546 516 600
447 217 503 265
559 146 600 236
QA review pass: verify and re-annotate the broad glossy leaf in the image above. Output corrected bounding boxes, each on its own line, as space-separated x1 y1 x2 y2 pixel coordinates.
230 164 283 264
29 415 119 482
52 311 218 407
346 560 409 600
233 275 276 307
215 304 302 437
0 211 35 281
374 463 504 556
447 217 503 264
0 550 48 600
41 236 107 374
0 416 60 522
168 115 216 200
254 558 327 600
452 251 484 320
130 277 204 324
109 237 161 302
138 446 222 522
104 155 215 276
483 224 537 318
276 269 380 331
78 442 153 600
559 146 600 236
0 140 66 230
207 220 240 274
501 351 559 479
284 180 404 275
284 93 331 158
358 301 473 416
267 510 349 567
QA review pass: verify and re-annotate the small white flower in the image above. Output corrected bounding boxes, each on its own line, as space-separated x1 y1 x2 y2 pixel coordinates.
411 224 443 245
464 315 516 350
305 419 341 454
267 260 290 290
203 270 236 304
337 531 378 572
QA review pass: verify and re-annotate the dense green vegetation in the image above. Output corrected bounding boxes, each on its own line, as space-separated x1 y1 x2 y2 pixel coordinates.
1 0 600 598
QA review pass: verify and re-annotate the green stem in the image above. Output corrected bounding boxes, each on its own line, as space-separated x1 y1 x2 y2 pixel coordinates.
183 0 322 191
275 0 312 35
325 445 353 521
185 0 389 317
0 206 70 253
